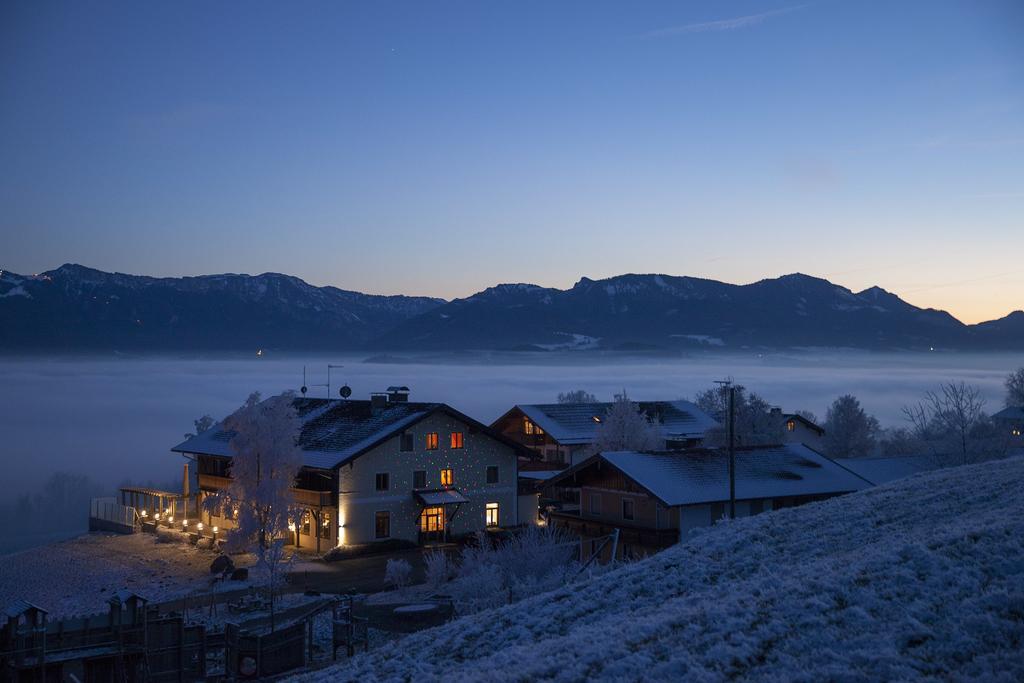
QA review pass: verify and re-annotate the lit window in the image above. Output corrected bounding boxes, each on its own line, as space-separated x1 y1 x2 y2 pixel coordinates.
622 498 634 521
419 506 445 532
486 466 499 484
426 432 439 450
440 468 453 487
786 420 796 432
302 512 311 535
375 472 390 491
375 511 390 539
319 512 331 540
413 470 426 489
450 431 464 449
400 433 413 451
592 415 602 423
1012 428 1022 437
523 418 534 435
485 502 499 527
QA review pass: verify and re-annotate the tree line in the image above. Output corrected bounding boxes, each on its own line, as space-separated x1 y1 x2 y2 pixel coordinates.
559 366 1024 464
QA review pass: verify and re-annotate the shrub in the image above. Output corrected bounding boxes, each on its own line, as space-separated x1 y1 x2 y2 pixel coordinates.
384 558 413 590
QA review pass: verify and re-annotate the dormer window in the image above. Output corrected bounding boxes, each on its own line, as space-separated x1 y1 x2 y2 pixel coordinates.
523 417 535 435
786 420 796 432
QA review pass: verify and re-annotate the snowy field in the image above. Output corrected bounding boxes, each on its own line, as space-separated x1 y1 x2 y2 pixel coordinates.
0 532 252 618
292 457 1024 682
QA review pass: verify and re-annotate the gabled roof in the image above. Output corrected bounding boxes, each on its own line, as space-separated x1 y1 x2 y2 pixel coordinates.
834 455 938 485
2 599 47 619
173 396 535 470
547 443 871 507
993 406 1024 421
504 400 719 446
782 414 825 435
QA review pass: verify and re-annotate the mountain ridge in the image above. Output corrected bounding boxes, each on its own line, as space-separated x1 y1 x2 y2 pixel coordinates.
0 264 1020 352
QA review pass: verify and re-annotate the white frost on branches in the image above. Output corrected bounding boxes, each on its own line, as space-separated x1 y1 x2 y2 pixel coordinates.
204 391 304 552
590 392 663 454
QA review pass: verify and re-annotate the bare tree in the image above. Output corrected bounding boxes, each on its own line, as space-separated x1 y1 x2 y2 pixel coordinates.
823 395 880 459
557 389 598 404
1006 367 1024 408
904 382 988 466
590 392 663 454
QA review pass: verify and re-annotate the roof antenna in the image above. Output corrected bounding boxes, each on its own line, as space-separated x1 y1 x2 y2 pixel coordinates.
300 366 308 396
327 364 344 399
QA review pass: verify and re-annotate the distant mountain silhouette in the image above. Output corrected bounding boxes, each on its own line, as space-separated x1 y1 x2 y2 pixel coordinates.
0 265 1019 352
0 264 443 351
373 273 1021 352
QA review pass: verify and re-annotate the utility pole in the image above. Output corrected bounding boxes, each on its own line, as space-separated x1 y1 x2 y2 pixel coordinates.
715 380 737 519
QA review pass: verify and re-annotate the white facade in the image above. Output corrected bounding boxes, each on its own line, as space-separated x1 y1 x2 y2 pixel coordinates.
338 411 520 546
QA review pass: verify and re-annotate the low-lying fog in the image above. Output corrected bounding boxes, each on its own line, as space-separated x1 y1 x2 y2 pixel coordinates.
3 350 1020 497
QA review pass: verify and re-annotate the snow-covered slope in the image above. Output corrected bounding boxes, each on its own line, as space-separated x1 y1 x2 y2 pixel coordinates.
295 457 1024 682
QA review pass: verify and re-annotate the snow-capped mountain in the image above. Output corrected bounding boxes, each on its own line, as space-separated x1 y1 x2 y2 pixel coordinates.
0 264 443 351
374 272 1021 351
0 266 1019 352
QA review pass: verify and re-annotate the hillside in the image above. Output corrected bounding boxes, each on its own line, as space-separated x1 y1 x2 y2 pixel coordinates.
296 457 1024 681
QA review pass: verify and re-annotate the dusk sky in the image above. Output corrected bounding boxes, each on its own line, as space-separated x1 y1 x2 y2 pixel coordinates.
2 1 1021 324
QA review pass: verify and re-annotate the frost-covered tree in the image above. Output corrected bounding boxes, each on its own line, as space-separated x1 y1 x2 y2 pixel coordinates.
557 389 598 404
903 382 991 466
694 383 783 447
590 392 663 453
1006 368 1024 408
204 391 304 552
384 558 413 590
823 395 880 459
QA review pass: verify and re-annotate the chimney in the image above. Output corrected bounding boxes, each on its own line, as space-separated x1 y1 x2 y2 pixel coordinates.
370 393 389 413
770 407 782 416
386 385 410 403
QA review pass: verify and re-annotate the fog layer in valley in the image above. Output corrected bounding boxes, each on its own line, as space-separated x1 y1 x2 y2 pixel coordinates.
0 351 1020 552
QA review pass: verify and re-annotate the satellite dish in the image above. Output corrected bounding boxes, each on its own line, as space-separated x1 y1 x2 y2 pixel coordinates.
300 385 308 395
339 385 352 399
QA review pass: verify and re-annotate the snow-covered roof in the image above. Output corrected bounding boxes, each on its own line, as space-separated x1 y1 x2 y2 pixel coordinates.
517 470 562 481
173 397 532 470
514 400 719 445
993 406 1024 421
781 413 825 434
2 599 46 618
415 489 470 505
834 455 937 485
551 444 870 506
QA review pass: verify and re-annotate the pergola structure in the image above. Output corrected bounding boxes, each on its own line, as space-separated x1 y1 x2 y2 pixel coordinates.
119 486 191 519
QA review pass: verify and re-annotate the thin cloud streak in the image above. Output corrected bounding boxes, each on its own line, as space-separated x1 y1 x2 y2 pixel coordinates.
637 4 808 39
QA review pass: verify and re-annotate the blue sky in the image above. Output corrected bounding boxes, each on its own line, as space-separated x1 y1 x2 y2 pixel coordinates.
1 1 1021 323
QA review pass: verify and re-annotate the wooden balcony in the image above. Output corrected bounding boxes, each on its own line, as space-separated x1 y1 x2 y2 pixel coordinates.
197 474 334 508
198 473 232 491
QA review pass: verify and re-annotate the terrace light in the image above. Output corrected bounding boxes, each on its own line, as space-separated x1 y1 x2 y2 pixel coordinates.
168 515 174 524
196 522 204 532
182 519 189 528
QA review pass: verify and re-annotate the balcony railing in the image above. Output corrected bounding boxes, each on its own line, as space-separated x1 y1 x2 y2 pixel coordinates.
197 473 334 508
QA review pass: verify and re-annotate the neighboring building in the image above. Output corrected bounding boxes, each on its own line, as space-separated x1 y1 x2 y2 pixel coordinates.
491 400 719 466
834 455 937 485
544 443 871 561
993 406 1024 444
173 389 536 552
778 411 826 450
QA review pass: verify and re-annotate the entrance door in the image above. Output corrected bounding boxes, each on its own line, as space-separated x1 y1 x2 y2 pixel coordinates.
418 506 445 542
